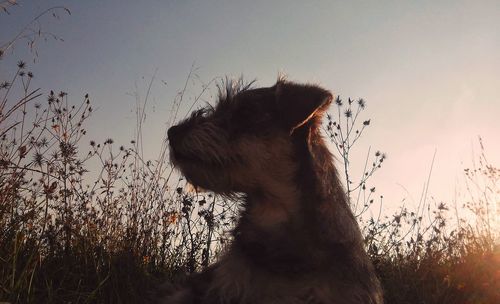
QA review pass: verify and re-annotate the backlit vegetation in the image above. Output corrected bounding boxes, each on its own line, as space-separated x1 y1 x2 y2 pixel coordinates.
1 5 498 304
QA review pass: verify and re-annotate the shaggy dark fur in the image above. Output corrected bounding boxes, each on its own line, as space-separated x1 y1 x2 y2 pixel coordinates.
162 78 383 304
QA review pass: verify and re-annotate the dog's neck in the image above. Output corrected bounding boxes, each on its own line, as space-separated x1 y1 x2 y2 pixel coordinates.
233 126 364 269
245 173 300 230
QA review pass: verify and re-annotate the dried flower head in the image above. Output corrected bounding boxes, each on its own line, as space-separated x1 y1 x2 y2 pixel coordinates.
345 109 352 118
0 81 10 89
357 98 366 109
335 96 343 106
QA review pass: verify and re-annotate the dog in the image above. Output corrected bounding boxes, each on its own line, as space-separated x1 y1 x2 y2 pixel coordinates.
162 77 383 303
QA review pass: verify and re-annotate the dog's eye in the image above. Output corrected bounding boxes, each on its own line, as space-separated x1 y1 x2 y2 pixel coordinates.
229 111 272 136
191 109 206 119
235 104 253 117
257 112 272 122
236 102 270 120
240 106 259 120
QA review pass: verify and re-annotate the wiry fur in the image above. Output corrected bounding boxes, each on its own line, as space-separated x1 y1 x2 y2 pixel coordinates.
163 78 383 304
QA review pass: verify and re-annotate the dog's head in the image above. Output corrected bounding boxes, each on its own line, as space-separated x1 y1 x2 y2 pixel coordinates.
168 78 332 194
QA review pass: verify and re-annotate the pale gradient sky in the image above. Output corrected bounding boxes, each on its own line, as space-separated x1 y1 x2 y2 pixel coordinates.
1 0 499 216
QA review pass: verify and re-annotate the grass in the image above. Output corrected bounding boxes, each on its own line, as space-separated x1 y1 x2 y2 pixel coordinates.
0 60 498 303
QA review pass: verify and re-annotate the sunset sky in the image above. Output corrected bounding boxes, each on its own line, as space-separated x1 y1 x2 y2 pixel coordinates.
1 0 499 217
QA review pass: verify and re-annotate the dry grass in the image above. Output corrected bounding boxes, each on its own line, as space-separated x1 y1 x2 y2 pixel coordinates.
0 60 498 303
0 62 235 303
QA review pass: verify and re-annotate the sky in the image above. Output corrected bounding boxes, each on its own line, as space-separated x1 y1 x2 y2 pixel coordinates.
1 0 499 218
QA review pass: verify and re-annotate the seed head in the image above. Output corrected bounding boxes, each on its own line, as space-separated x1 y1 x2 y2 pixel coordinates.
335 96 342 106
357 98 365 109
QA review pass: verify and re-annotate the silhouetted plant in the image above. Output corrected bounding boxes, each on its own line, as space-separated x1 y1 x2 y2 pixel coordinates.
0 60 238 302
325 97 386 217
0 3 70 61
0 7 498 302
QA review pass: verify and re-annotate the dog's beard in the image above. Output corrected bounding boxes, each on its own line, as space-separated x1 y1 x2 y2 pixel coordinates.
173 159 233 194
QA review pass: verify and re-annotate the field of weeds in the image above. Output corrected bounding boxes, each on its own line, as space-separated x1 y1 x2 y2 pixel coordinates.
0 60 498 303
1 5 499 303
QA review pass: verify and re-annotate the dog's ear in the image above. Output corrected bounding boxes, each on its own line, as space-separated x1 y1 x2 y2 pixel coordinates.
275 81 333 132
